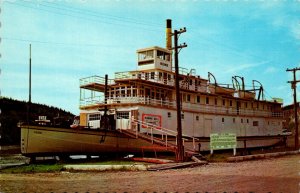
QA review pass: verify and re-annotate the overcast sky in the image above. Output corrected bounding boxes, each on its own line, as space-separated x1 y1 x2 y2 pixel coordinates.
2 0 300 114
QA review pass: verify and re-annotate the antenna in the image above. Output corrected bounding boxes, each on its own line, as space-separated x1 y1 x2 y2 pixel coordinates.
29 44 31 103
27 44 31 127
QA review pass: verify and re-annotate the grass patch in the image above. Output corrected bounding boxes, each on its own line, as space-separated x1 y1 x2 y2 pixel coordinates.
204 153 231 162
0 164 64 173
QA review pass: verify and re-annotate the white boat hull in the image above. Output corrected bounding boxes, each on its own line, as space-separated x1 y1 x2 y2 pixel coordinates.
20 126 160 156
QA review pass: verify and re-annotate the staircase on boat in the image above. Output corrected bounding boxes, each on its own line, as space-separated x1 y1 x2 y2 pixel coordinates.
117 117 201 159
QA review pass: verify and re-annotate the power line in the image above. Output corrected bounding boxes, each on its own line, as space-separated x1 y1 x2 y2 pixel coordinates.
41 1 164 28
2 37 133 47
4 1 163 33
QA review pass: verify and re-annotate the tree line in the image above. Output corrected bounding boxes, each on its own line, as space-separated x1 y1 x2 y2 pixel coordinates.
0 97 74 145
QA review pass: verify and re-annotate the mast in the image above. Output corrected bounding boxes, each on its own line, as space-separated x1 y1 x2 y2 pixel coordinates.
27 44 32 126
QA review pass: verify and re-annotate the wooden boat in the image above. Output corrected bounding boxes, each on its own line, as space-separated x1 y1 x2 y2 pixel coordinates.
20 125 175 157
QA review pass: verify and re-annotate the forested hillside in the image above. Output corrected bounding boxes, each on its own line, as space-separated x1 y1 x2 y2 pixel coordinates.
0 97 74 145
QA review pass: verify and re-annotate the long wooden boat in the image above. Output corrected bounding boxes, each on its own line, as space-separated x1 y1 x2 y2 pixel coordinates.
20 125 169 157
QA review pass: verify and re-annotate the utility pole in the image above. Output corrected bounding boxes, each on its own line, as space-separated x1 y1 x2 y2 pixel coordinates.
173 27 187 162
287 67 300 150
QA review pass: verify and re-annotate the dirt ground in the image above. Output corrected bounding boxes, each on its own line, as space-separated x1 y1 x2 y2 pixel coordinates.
1 154 299 193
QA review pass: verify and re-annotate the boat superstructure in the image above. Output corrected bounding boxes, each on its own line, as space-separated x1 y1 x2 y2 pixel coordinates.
79 20 284 149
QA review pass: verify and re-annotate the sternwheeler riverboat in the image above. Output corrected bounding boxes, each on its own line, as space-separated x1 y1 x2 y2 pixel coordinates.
21 20 286 158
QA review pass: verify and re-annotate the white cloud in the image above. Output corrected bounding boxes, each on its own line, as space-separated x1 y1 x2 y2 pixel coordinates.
264 66 279 74
225 61 269 74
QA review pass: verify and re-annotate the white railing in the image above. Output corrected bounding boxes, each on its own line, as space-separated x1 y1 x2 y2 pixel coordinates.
115 71 175 87
80 75 115 86
81 96 283 118
117 115 199 151
80 96 104 107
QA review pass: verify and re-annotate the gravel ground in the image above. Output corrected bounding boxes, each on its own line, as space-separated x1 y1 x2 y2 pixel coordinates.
1 155 299 192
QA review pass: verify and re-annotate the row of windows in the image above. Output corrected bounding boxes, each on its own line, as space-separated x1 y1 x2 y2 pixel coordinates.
183 94 275 110
167 112 280 126
89 113 101 121
138 50 171 62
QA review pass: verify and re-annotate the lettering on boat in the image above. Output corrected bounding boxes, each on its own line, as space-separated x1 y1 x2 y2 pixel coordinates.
142 114 162 129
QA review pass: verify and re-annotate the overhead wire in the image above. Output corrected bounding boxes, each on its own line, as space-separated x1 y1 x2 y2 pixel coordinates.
41 1 164 28
2 37 134 47
4 0 279 71
4 1 163 33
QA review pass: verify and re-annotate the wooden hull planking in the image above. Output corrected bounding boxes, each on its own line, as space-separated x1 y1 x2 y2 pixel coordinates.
20 126 162 156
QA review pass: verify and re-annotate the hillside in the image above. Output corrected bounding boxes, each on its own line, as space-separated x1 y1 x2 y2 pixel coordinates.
0 97 75 145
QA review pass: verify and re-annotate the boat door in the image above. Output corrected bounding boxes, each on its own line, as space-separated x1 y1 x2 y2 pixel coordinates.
237 101 240 115
116 111 130 130
204 119 212 137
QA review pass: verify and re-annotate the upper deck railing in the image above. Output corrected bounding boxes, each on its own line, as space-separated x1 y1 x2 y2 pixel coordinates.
80 75 115 87
115 71 175 87
80 96 283 118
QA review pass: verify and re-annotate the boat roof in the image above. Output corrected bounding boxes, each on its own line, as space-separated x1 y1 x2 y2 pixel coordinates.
136 46 172 53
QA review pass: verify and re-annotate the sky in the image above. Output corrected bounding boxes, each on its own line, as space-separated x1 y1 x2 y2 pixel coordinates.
1 0 300 114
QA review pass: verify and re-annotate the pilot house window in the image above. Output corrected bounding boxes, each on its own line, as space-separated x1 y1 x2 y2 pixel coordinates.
157 50 170 61
138 50 154 61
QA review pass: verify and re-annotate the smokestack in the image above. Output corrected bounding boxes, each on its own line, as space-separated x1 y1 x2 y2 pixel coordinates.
166 19 172 50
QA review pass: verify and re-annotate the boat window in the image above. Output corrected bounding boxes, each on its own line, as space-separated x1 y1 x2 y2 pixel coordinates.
157 50 170 61
253 121 259 126
159 72 162 79
197 96 200 103
117 112 129 119
187 94 191 102
168 74 171 80
132 89 137 97
89 113 101 121
151 72 155 79
139 50 154 60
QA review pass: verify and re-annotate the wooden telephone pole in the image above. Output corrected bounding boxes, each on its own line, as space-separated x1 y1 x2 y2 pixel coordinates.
173 27 187 162
287 67 300 150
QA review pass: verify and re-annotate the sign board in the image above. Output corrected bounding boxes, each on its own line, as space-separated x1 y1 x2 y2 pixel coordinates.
142 114 161 129
210 133 237 155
